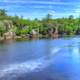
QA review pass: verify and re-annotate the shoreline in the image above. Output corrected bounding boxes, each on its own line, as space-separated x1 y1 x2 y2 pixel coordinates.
0 35 78 42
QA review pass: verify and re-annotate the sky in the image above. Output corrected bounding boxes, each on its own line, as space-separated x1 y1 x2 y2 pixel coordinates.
0 0 80 19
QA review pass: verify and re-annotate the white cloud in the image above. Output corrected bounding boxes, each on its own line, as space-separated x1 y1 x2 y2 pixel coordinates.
74 8 80 13
2 0 80 5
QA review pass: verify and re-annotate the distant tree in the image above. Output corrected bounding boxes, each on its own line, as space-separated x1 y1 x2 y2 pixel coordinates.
45 14 52 22
0 9 7 16
69 15 74 20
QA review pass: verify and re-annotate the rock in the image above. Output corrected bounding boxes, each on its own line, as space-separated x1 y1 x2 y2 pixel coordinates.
48 27 59 38
31 29 39 38
0 37 4 41
3 31 16 40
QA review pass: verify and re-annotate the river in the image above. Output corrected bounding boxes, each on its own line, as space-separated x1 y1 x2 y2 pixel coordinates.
0 37 80 80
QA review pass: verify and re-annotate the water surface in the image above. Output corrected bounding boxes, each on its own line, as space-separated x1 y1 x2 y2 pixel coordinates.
0 37 80 80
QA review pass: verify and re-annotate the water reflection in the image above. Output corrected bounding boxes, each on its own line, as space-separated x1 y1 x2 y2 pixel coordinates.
72 46 80 62
67 43 80 63
0 38 80 80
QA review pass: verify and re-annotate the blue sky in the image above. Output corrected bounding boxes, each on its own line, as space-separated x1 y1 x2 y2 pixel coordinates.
0 0 80 19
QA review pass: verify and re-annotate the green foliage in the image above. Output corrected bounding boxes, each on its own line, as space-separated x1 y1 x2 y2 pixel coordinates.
0 9 7 16
0 9 80 37
0 21 6 36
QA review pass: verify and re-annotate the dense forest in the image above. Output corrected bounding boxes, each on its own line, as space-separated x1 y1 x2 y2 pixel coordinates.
0 9 80 39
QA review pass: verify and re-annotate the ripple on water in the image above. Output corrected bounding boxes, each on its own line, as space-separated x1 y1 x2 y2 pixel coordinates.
0 47 61 80
0 57 50 80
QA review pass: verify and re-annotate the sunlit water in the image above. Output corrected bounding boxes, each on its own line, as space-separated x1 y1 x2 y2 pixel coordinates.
0 37 80 80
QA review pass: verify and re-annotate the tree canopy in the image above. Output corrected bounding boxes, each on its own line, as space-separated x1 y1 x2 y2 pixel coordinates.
0 9 80 38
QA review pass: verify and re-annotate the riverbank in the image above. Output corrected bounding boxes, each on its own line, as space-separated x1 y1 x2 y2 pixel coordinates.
0 34 78 42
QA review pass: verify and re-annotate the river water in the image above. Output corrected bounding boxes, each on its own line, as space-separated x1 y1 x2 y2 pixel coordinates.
0 37 80 80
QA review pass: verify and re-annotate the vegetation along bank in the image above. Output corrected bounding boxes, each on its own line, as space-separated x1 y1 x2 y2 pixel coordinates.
0 9 80 40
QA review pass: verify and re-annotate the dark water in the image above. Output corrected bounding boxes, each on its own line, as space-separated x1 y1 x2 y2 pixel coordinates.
0 37 80 80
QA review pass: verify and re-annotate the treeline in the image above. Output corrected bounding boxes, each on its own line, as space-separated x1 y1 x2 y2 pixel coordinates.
0 9 80 38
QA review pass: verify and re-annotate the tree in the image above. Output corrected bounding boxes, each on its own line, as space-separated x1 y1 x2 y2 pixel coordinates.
69 15 74 20
45 14 52 22
0 9 7 16
0 21 6 36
